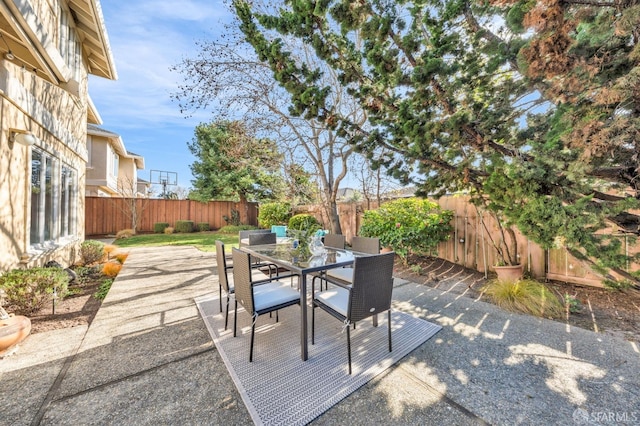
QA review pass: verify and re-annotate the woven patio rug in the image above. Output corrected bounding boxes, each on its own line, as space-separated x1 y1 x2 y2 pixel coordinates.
196 293 441 426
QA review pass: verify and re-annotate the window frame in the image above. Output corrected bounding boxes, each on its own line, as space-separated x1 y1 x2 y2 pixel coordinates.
29 146 78 249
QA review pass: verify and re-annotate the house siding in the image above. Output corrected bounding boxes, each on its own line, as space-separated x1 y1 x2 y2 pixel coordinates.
0 0 113 271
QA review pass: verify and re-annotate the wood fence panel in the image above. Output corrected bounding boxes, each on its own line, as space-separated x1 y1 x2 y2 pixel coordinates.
297 195 640 287
85 197 258 235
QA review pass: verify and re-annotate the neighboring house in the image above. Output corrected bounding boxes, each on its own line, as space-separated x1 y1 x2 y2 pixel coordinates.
382 186 417 199
0 0 116 271
85 124 146 198
336 188 360 202
136 177 151 198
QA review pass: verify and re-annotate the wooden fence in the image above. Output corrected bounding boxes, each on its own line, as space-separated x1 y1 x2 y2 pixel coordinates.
298 195 639 287
85 197 258 236
86 195 637 287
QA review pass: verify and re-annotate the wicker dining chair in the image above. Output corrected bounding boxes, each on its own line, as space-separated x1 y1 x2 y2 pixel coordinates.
248 232 277 245
313 233 346 290
351 236 380 254
323 233 346 250
311 251 395 374
215 240 235 329
238 229 272 248
323 236 381 286
232 248 300 362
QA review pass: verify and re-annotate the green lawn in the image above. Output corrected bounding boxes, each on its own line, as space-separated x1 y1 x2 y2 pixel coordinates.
110 231 238 252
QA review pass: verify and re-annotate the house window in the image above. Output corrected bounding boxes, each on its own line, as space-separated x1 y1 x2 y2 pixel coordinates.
30 148 77 246
58 6 82 81
60 165 76 237
86 137 93 167
112 150 119 177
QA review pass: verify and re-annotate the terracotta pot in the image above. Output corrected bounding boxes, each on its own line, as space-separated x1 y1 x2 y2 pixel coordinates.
494 264 524 282
0 315 31 356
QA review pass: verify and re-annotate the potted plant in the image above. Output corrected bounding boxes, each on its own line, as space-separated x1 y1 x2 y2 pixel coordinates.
481 209 523 281
0 290 31 356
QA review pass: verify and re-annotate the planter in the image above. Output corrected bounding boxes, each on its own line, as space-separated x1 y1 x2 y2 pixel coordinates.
0 315 31 356
494 264 524 282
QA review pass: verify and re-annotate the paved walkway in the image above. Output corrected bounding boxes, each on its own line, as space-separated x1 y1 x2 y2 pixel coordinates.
1 246 639 425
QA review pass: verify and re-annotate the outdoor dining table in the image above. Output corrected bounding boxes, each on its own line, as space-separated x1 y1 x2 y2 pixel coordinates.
239 236 291 246
240 242 362 361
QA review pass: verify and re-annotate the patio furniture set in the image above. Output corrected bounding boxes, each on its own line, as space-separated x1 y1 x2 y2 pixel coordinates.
215 230 395 373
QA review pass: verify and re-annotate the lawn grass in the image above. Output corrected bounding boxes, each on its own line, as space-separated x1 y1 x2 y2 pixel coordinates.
111 231 238 252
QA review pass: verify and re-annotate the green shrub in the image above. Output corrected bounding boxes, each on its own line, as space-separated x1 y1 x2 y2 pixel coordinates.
483 278 563 318
288 214 321 232
218 224 257 234
196 222 210 232
359 198 454 262
258 202 292 229
80 240 105 265
175 220 194 233
154 222 170 233
0 267 70 315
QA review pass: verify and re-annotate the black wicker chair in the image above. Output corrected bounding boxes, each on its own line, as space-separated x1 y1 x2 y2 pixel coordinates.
323 236 380 286
215 240 235 329
311 251 395 374
323 233 346 249
216 240 279 327
351 236 380 254
248 232 276 245
313 233 346 290
232 248 300 362
238 229 272 248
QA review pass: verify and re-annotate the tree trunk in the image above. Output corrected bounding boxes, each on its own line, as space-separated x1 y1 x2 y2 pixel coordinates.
327 200 342 234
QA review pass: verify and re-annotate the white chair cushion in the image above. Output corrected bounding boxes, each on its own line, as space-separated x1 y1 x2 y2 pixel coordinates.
325 268 353 283
253 281 300 311
314 286 349 317
226 268 276 294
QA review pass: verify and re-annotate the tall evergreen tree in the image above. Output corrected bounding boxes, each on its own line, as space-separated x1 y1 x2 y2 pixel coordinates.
232 0 640 285
188 120 285 203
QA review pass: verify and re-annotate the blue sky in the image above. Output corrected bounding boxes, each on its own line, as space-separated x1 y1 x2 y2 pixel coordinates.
89 0 232 192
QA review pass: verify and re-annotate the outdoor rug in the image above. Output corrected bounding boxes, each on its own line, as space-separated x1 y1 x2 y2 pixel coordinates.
195 293 441 426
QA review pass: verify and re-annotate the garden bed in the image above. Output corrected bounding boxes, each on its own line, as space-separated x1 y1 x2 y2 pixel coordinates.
28 266 105 334
394 254 640 343
26 253 640 344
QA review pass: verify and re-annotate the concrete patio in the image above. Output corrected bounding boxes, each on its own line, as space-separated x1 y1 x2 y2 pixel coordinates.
1 245 638 425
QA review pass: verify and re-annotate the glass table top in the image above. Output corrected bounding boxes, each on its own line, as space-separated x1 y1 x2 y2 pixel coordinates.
242 243 360 272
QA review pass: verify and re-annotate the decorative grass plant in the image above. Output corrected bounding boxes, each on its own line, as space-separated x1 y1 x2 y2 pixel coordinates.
482 278 563 318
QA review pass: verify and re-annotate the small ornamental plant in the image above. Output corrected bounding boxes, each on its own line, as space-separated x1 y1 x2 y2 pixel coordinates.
80 240 105 265
483 278 563 318
359 198 454 263
103 244 118 258
102 262 122 278
115 229 135 239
